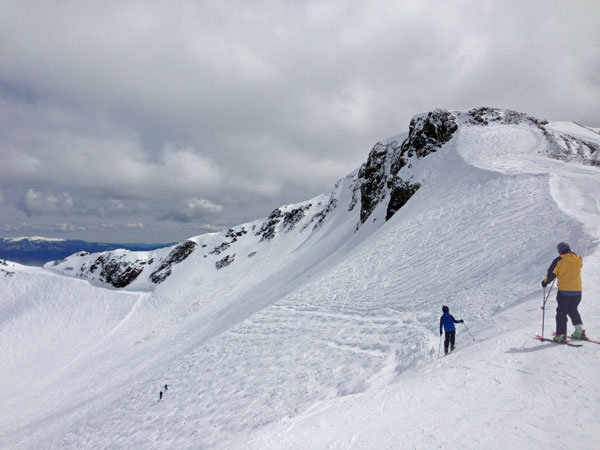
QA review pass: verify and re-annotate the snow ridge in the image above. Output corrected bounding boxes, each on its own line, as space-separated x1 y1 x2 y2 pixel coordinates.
2 107 600 449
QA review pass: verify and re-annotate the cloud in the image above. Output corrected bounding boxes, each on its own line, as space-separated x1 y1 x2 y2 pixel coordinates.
3 222 40 232
0 0 598 242
160 198 224 223
20 190 74 215
126 222 144 229
2 221 85 234
56 223 86 233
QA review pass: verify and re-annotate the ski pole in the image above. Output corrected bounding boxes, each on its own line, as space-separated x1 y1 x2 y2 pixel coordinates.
462 322 475 341
438 333 442 359
541 279 555 340
542 286 546 339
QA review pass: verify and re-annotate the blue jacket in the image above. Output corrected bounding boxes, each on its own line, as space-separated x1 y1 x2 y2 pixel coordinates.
440 312 462 333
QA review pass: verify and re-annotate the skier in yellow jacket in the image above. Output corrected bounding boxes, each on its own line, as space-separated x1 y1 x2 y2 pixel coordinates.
541 242 584 341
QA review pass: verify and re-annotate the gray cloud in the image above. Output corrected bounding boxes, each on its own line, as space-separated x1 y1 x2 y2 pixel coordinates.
56 223 87 233
160 198 224 223
0 0 598 242
20 190 74 216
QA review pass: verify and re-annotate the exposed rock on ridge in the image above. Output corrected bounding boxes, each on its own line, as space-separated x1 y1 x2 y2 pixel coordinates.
358 109 458 224
150 241 197 284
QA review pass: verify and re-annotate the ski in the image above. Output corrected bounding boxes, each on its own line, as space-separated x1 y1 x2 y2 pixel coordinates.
552 331 600 344
535 334 582 347
570 336 600 344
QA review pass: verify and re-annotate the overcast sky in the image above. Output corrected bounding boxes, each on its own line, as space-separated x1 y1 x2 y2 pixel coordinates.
1 0 598 243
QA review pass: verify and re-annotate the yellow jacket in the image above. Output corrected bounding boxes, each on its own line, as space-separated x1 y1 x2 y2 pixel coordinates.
544 252 583 292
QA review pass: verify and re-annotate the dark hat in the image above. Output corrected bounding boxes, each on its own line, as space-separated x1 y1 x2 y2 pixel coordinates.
557 242 571 254
442 305 449 312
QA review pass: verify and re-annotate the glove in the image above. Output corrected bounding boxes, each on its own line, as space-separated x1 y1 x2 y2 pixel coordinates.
460 320 464 323
440 331 443 336
541 280 547 288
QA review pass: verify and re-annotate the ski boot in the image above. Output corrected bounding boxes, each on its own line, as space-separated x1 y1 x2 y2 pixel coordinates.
572 330 586 339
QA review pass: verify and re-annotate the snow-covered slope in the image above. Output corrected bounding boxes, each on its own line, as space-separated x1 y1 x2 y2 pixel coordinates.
1 108 599 449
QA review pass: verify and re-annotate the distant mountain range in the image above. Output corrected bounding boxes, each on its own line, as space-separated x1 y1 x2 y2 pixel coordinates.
0 237 175 266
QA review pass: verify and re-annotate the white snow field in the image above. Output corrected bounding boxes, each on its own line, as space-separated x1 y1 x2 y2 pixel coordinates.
1 112 599 449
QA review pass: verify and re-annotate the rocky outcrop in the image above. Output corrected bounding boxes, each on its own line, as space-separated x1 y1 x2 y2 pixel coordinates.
462 107 548 127
216 254 235 270
398 109 458 160
386 180 421 221
544 129 600 167
209 242 231 255
0 259 14 277
149 240 197 284
93 256 145 288
256 209 283 241
282 205 311 231
255 205 313 240
226 227 247 241
358 142 396 223
358 109 458 224
463 107 599 166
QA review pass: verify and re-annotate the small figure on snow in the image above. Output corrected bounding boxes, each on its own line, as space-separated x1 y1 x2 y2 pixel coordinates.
159 390 163 401
542 242 584 341
164 384 169 391
439 305 464 355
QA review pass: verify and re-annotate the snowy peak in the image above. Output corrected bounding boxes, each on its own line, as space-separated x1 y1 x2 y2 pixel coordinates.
457 107 599 166
42 107 599 289
4 236 67 242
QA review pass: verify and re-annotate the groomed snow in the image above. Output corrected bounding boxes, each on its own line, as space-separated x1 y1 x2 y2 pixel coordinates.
1 118 599 449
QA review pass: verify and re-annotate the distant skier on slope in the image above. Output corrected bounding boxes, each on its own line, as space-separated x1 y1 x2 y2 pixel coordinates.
439 305 464 355
541 242 585 341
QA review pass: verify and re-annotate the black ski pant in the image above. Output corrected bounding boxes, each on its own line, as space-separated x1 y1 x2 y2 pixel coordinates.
444 331 456 353
556 292 582 336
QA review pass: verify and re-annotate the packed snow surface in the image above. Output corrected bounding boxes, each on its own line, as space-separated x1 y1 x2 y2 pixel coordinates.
1 115 599 449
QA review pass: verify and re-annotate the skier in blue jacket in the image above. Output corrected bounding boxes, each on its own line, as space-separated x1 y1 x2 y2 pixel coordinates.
440 305 464 355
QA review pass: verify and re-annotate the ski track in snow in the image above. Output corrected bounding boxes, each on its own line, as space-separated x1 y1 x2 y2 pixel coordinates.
1 120 599 449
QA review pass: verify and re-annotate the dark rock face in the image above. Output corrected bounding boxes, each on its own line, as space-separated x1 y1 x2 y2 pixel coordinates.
150 240 197 284
100 258 145 288
399 109 458 160
225 227 247 242
256 209 283 241
84 254 145 288
358 142 395 223
282 205 311 231
348 178 361 212
255 205 313 239
216 254 235 269
210 242 231 255
358 109 458 224
386 180 421 221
